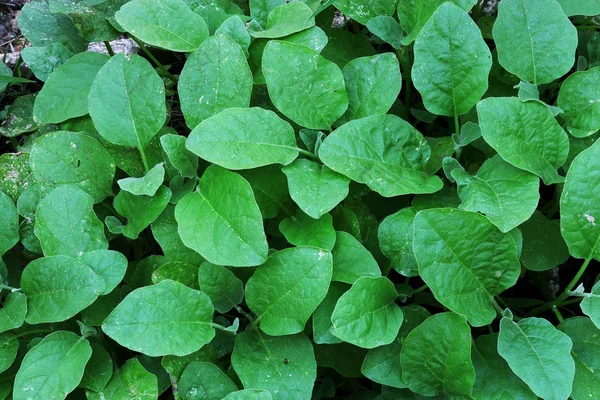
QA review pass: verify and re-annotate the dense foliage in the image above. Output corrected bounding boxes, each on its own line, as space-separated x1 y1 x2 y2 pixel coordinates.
0 0 600 399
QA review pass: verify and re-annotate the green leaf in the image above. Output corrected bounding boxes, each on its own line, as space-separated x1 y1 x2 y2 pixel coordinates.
318 115 443 197
452 155 540 233
0 292 27 333
246 247 332 335
186 107 297 169
0 190 18 256
478 97 569 185
557 66 600 138
160 134 198 178
412 2 492 116
413 208 521 326
249 0 285 27
0 334 18 374
113 185 172 240
152 261 199 289
498 317 575 400
331 231 380 284
117 162 165 196
262 40 348 129
22 255 105 324
560 140 600 260
378 207 418 277
223 389 273 400
78 250 128 295
581 281 600 329
87 358 158 400
232 330 316 400
240 165 293 219
33 52 109 124
0 152 35 202
178 361 237 399
558 317 600 400
197 262 244 313
102 280 215 356
0 94 40 138
88 53 166 150
216 16 251 56
342 53 401 121
520 211 570 271
34 186 108 257
30 131 116 203
333 0 396 25
175 166 268 267
248 2 314 38
13 331 92 400
279 212 336 250
557 0 600 16
79 342 113 392
282 159 350 219
331 276 403 348
492 0 577 84
361 305 430 388
366 16 403 49
312 282 347 344
151 205 205 265
179 35 252 130
115 0 209 51
472 333 536 400
400 312 475 397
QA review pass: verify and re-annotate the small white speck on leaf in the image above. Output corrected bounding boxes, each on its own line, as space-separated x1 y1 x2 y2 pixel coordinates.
584 213 596 226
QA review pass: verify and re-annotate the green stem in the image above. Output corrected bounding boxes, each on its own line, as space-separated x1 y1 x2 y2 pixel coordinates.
296 148 319 160
138 145 150 173
551 305 564 323
491 297 505 316
1 284 20 292
412 284 428 294
236 306 256 325
454 114 460 136
11 329 53 340
104 41 115 56
211 323 236 334
560 298 582 307
131 36 178 83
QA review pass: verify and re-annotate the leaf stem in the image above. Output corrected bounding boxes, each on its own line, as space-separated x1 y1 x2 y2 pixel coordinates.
551 305 564 323
138 145 150 173
235 306 256 325
454 114 460 136
104 41 115 57
1 284 20 292
296 148 319 160
491 297 505 316
10 328 53 340
131 36 178 83
412 284 428 294
211 323 236 334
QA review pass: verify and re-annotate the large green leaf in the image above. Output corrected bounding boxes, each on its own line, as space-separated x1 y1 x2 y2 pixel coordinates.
331 276 403 348
232 330 316 400
33 52 109 124
262 40 348 129
333 0 396 25
498 317 575 400
342 53 401 121
557 67 600 137
400 312 475 397
102 280 215 356
0 292 27 333
478 97 569 185
279 212 337 250
248 2 314 38
0 190 18 256
520 211 570 271
331 231 380 284
412 2 491 116
113 185 172 240
246 247 332 336
179 35 252 129
13 331 92 400
197 262 244 313
378 207 418 277
318 115 443 197
451 155 540 233
178 361 237 399
492 0 577 84
413 208 520 326
30 131 115 203
557 0 600 16
87 358 158 400
88 53 166 150
560 140 600 260
115 0 209 51
175 166 268 267
186 107 297 169
34 186 108 257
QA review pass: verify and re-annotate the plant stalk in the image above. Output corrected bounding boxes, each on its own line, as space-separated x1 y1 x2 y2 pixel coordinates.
131 36 178 83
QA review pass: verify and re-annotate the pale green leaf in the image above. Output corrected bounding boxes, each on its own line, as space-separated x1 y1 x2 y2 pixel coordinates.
581 281 600 329
197 262 244 313
113 185 172 240
331 231 380 284
557 0 600 16
160 134 198 178
87 358 158 400
216 16 251 56
117 163 165 196
78 249 128 295
0 190 18 256
0 292 27 333
557 66 600 138
279 212 336 250
179 361 237 399
378 207 418 277
248 2 314 38
520 211 570 271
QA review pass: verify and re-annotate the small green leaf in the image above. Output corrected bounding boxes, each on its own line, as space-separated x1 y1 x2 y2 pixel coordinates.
80 342 113 392
581 281 600 329
197 262 244 313
13 331 92 400
151 205 205 265
179 361 237 399
115 0 209 51
0 292 27 333
186 107 298 169
117 163 165 196
331 276 403 348
175 166 268 267
223 389 273 400
102 280 215 356
498 317 575 400
557 66 600 138
113 185 172 240
249 0 286 27
232 330 316 400
279 212 336 250
520 211 570 271
246 247 332 336
87 358 158 400
0 94 39 138
0 190 18 256
78 250 128 295
152 261 199 289
240 165 293 219
216 16 251 56
0 334 18 374
333 0 396 25
400 312 475 397
312 282 347 345
161 346 217 382
378 207 418 277
331 231 380 284
160 134 198 178
248 2 314 38
366 16 403 49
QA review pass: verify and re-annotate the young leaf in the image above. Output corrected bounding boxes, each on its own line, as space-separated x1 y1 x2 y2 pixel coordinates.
492 0 577 84
30 131 116 203
400 312 475 397
117 163 165 196
179 35 252 129
581 281 600 329
330 276 403 348
78 250 128 295
342 53 402 121
151 205 205 265
520 211 570 271
282 159 350 219
478 97 569 185
0 190 18 256
312 282 347 345
331 231 381 284
498 317 575 400
178 361 237 400
279 212 337 250
34 186 108 257
413 208 521 326
216 16 251 56
113 185 172 240
102 280 215 357
88 53 166 150
175 166 268 267
366 16 403 49
197 262 244 313
262 40 348 129
246 247 333 336
412 2 492 116
248 2 314 38
13 331 92 400
115 0 209 51
0 292 27 333
249 0 286 27
318 115 443 197
79 342 113 392
20 43 74 82
333 0 396 25
186 107 298 169
33 52 109 124
378 207 419 277
557 67 600 138
160 134 198 178
87 358 158 400
231 330 316 400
